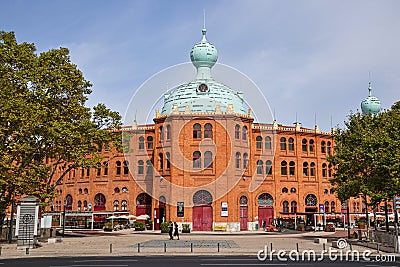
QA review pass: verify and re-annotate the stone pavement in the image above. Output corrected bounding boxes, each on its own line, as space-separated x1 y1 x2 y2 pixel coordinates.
0 229 391 259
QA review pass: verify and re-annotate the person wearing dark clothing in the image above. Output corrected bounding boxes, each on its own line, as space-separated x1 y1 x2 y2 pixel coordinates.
168 221 173 240
174 222 179 240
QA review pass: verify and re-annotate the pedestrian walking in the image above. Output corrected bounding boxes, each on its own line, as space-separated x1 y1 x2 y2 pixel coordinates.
174 222 179 240
168 221 173 240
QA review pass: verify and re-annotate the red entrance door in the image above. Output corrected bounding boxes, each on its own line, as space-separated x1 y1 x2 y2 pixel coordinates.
192 205 213 231
258 206 274 227
136 205 151 217
240 206 248 231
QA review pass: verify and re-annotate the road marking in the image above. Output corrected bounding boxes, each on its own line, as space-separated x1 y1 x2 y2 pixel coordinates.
74 260 138 262
51 265 128 267
201 264 288 266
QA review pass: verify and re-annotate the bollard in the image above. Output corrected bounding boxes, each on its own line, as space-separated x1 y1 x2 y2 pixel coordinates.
217 242 220 252
110 244 112 254
191 242 193 253
26 247 29 255
323 243 326 251
164 242 167 253
270 242 273 252
0 246 2 256
296 243 299 253
377 243 380 253
138 243 140 253
349 243 353 251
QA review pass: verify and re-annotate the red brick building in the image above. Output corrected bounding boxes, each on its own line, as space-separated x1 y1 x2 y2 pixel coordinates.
50 28 350 231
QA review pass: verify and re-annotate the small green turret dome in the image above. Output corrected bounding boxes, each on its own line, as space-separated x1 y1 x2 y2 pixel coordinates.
361 83 381 115
190 28 218 70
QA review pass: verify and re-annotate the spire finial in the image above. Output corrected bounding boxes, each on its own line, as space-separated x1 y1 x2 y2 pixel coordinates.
368 82 372 96
202 9 207 42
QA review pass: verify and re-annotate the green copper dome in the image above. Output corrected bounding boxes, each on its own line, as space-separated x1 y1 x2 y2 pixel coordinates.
361 83 381 115
161 28 247 115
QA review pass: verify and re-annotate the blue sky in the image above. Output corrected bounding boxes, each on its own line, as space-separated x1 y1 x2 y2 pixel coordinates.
2 0 400 131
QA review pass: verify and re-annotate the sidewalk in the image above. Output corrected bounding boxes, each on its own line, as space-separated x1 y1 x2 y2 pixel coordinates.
0 229 393 259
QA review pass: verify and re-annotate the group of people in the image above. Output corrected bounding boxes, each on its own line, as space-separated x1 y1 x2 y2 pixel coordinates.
168 222 179 240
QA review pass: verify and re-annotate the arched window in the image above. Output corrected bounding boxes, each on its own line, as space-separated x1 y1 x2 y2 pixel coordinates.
193 151 201 168
283 201 289 213
303 162 309 176
327 141 332 154
242 126 248 140
77 200 82 211
310 162 316 176
193 190 213 205
146 160 153 175
160 126 164 141
78 188 82 194
266 160 272 175
291 201 297 213
243 153 249 169
159 153 164 170
138 160 144 174
136 193 152 205
322 163 327 177
113 200 119 211
324 189 328 195
324 201 330 213
86 168 90 177
309 139 314 152
302 139 308 152
96 162 101 176
256 160 263 174
94 193 106 210
123 160 129 175
330 188 334 194
83 200 88 211
103 161 108 176
281 161 287 175
147 136 153 150
240 196 248 206
282 187 288 193
256 136 262 149
114 187 120 194
290 187 297 193
328 163 333 177
321 141 326 153
139 136 144 150
258 193 274 207
265 136 272 150
235 124 240 140
166 152 171 169
65 195 73 211
280 137 287 150
84 188 88 194
121 200 127 211
289 161 295 176
288 137 295 151
166 125 171 140
81 167 84 177
331 201 336 212
116 161 121 175
204 151 213 168
204 123 212 138
193 123 202 139
122 187 128 193
235 152 241 169
305 194 317 207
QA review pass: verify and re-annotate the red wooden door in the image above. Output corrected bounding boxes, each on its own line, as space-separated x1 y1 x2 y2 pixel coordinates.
240 206 248 231
193 205 213 231
136 205 151 216
258 206 274 227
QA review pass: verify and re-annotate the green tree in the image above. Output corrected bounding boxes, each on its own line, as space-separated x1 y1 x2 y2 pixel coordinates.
0 31 121 225
329 102 400 223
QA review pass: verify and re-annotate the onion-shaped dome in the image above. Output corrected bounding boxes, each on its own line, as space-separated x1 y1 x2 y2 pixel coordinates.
361 83 381 115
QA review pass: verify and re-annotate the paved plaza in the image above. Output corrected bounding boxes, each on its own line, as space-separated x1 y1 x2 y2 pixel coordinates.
0 229 391 259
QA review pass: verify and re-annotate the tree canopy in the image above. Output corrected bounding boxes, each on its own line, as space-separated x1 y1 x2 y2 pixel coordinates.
329 102 400 205
0 31 121 223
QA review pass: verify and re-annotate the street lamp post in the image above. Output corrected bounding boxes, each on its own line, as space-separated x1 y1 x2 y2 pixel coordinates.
62 199 66 237
8 196 15 243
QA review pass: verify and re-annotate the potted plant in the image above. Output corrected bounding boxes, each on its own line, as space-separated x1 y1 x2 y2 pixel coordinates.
160 222 169 233
104 222 113 232
357 221 366 229
134 221 145 231
182 223 191 233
